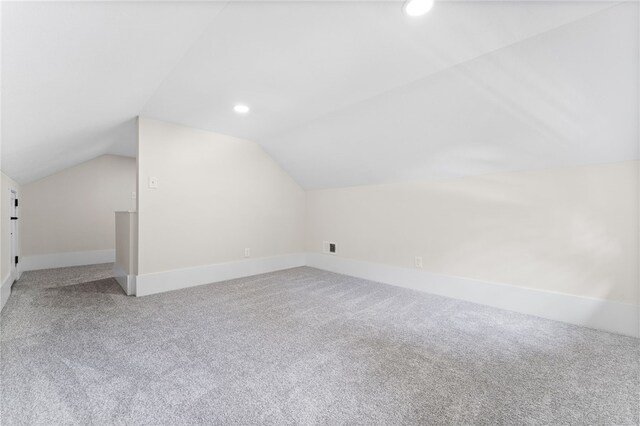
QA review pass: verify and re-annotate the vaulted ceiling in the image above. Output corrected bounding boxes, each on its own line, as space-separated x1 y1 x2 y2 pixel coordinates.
2 1 638 187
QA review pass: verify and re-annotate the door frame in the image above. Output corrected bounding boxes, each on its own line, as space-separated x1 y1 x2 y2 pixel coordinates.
9 189 18 278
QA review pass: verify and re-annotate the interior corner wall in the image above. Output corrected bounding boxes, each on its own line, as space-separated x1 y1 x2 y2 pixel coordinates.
20 155 136 271
1 172 21 310
306 161 640 336
135 118 305 295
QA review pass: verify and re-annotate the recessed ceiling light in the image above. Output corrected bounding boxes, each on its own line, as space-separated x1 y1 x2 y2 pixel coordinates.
404 0 434 16
233 104 250 114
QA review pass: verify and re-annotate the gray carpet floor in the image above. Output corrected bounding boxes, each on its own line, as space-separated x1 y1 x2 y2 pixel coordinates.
1 264 638 425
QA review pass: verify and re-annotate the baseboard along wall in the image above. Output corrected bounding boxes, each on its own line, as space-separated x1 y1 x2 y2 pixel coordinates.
113 264 136 296
1 270 18 312
8 249 639 338
1 274 13 312
135 253 307 296
134 251 638 338
306 253 640 338
20 249 115 272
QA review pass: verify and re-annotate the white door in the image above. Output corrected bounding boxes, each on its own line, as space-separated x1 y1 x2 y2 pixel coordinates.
10 190 17 276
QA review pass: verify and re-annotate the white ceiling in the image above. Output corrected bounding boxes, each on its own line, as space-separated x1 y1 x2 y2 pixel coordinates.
2 1 227 182
2 1 638 187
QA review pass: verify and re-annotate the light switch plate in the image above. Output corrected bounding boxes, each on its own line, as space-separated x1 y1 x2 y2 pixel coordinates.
148 176 158 189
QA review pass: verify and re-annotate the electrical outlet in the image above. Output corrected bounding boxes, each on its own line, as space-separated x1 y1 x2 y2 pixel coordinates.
148 176 158 189
323 241 337 254
415 256 423 268
244 248 251 258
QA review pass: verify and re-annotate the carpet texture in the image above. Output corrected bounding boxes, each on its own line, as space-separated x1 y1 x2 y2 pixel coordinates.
1 264 638 425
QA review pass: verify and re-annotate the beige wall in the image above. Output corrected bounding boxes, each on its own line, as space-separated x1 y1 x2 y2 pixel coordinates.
137 118 305 275
21 155 136 256
115 212 137 275
1 172 21 281
307 161 639 304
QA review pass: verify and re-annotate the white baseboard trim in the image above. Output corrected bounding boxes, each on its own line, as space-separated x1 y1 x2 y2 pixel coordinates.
306 253 640 338
1 271 17 312
113 264 136 296
21 249 115 272
136 253 307 297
